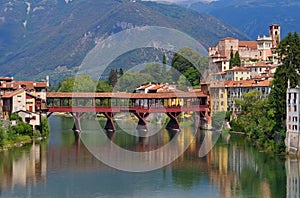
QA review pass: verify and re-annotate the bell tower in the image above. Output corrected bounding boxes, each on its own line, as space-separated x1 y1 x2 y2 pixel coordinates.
269 24 281 48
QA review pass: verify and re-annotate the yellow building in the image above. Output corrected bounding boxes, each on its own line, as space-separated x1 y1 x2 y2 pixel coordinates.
210 81 228 112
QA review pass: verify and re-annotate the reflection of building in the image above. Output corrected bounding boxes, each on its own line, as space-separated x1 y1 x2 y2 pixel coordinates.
286 157 300 198
0 142 47 189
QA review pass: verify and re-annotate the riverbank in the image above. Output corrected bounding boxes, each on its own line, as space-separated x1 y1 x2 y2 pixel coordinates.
0 116 50 152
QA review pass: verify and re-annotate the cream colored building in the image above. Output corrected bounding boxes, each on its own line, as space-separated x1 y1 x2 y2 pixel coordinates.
210 81 228 112
225 67 251 81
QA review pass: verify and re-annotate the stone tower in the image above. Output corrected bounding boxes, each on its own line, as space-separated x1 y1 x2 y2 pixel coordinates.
269 24 281 48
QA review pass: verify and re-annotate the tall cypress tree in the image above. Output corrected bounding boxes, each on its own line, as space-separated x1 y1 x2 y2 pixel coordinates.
108 69 118 87
229 50 234 69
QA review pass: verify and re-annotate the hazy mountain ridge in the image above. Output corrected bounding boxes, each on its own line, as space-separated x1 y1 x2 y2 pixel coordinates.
0 0 248 82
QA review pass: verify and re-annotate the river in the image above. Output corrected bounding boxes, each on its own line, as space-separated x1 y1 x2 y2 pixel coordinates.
0 116 297 197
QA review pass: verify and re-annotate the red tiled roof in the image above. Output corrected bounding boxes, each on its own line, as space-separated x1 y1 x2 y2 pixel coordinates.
239 41 258 50
148 84 163 91
137 83 154 90
245 62 270 67
0 81 47 90
2 88 25 99
226 79 273 88
228 67 250 71
209 81 228 88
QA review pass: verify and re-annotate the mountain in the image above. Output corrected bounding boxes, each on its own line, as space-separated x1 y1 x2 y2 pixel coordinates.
0 0 248 82
186 0 300 39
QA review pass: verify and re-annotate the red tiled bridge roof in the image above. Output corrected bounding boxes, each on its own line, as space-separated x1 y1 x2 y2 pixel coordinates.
46 91 208 99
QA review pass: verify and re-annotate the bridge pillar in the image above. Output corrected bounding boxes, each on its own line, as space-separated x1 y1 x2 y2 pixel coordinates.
134 112 149 131
166 112 181 131
104 112 116 132
71 112 84 133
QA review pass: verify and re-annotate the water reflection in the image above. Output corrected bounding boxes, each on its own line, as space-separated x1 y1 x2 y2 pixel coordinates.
286 157 300 198
0 116 293 197
0 142 47 191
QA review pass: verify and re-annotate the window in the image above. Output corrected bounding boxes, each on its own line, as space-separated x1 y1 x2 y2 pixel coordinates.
220 94 224 98
17 95 22 102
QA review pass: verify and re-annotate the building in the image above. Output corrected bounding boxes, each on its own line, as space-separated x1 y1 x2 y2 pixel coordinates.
210 81 228 112
225 67 251 81
209 24 281 69
286 83 300 154
210 78 273 113
227 79 272 113
0 77 48 129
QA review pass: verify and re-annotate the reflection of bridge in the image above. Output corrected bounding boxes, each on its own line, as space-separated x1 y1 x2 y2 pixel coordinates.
45 91 211 132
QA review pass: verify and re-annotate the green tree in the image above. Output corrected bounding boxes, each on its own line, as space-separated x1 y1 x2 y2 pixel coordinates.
108 69 118 87
58 77 74 92
12 121 33 136
234 90 276 150
229 50 241 68
171 47 202 86
0 122 4 147
96 81 113 92
115 71 154 92
234 51 241 66
140 63 164 83
58 74 97 92
162 54 167 76
119 68 124 77
229 50 234 69
269 32 300 132
41 116 50 137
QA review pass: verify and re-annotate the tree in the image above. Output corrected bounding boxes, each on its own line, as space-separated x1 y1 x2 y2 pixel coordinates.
229 50 241 68
108 69 118 87
140 63 165 83
171 47 203 86
119 68 124 77
58 75 97 92
269 32 300 131
58 77 74 92
41 116 50 137
0 122 4 147
12 121 33 136
229 50 234 69
234 90 276 150
234 51 241 66
96 81 113 92
162 54 167 76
